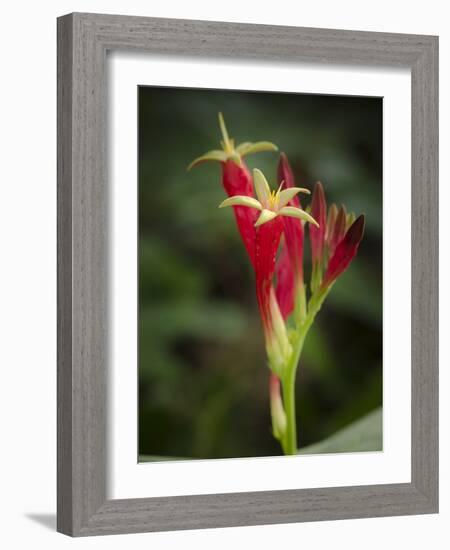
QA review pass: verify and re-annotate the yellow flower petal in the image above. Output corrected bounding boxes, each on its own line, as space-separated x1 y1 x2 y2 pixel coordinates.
253 169 271 206
219 196 262 210
277 187 311 209
187 150 228 171
278 206 319 227
236 141 278 156
255 208 278 227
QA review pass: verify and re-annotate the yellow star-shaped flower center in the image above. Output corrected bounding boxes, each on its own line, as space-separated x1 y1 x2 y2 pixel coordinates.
219 169 319 228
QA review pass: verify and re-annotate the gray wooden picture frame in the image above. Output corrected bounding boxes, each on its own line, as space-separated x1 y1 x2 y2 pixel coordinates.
57 12 439 537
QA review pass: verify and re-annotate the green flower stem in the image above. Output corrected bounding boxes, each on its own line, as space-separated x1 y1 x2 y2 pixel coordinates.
282 331 306 454
280 286 332 455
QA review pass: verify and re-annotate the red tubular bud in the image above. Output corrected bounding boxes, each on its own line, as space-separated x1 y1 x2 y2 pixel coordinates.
276 154 304 318
222 158 253 196
222 159 258 265
322 215 365 287
275 243 295 319
277 152 297 196
329 205 347 257
309 181 327 266
255 217 284 335
325 204 338 244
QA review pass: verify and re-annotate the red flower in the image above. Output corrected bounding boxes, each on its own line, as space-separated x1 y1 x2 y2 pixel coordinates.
189 113 278 265
193 116 367 456
220 168 317 374
322 215 365 287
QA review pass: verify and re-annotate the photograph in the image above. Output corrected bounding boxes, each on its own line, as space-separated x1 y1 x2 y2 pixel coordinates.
1 1 441 543
138 86 383 461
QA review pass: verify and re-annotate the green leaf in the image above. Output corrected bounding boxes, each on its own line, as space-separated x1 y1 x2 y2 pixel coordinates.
298 407 382 454
139 455 188 462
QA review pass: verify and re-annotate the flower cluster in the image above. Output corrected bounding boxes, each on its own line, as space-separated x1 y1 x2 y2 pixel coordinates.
189 114 365 455
309 181 365 292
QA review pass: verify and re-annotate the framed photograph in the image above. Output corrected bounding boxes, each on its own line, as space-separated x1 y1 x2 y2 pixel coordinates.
57 13 438 536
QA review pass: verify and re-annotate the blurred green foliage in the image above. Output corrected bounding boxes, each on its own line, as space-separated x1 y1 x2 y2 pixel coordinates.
138 86 382 459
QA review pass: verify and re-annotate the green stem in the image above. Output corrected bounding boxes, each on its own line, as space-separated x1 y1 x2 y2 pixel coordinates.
281 327 306 454
280 286 331 455
282 370 295 454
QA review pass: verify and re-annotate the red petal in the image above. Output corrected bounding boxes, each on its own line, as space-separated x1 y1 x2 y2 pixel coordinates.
255 217 283 335
329 205 347 257
283 216 304 282
277 153 299 206
325 204 338 244
275 243 295 319
222 160 258 265
222 159 253 197
277 153 304 287
322 215 365 287
309 181 327 266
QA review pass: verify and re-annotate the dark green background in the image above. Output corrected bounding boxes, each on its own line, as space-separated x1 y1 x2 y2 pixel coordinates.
138 86 382 460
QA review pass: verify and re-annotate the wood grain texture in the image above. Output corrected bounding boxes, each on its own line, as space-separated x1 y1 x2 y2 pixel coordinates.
57 13 74 535
57 12 439 536
410 35 439 506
